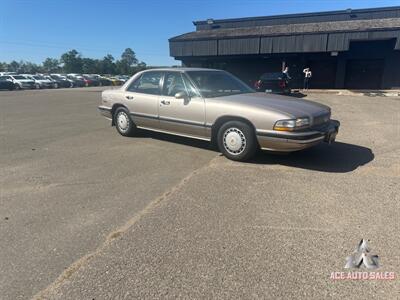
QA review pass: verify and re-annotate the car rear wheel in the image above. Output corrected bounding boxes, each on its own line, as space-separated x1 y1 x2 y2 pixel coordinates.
114 107 136 137
15 84 21 90
217 121 257 161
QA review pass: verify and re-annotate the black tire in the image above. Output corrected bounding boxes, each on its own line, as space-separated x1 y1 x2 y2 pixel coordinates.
114 107 136 137
217 120 257 161
15 84 21 90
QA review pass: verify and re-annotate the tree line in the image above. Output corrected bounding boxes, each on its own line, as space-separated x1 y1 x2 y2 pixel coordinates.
0 48 147 75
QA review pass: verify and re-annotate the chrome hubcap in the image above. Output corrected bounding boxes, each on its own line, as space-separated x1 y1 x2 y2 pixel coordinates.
223 127 246 155
117 112 129 131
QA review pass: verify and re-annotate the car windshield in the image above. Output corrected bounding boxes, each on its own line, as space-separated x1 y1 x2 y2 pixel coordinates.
186 71 255 98
33 76 45 80
13 75 26 79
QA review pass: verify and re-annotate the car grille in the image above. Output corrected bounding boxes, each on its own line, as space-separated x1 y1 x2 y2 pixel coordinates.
313 113 330 126
309 112 330 131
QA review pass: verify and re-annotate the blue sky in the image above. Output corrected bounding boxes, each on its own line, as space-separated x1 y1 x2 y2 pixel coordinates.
1 0 399 66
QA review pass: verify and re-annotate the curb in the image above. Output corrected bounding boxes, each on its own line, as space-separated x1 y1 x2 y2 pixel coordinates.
298 89 400 97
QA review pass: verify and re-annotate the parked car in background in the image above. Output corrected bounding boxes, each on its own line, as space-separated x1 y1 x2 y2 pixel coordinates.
115 75 130 83
1 75 35 89
66 75 86 87
98 68 339 161
47 74 74 88
254 72 291 95
107 76 124 86
89 74 112 86
24 74 56 89
0 72 17 76
82 75 101 87
0 76 16 90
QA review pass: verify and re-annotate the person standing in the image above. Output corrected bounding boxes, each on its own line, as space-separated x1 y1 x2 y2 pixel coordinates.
283 66 291 80
303 67 312 90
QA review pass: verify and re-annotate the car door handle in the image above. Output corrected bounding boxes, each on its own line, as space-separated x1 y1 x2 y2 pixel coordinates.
126 95 134 100
160 100 170 105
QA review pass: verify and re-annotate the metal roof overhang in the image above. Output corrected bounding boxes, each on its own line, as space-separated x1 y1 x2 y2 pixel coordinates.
169 18 400 57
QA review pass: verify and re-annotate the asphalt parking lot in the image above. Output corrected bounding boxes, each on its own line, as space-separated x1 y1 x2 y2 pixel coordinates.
0 88 399 299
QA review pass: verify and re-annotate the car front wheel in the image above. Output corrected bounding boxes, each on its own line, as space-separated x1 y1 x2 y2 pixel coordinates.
114 107 136 137
217 121 257 161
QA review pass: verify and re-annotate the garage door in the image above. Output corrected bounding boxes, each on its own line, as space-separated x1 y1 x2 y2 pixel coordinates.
345 59 384 89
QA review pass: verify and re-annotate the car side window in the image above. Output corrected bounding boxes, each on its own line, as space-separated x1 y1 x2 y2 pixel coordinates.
182 74 200 98
127 72 162 95
162 72 187 97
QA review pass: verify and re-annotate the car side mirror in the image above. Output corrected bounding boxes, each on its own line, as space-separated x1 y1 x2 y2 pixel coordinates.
175 91 188 99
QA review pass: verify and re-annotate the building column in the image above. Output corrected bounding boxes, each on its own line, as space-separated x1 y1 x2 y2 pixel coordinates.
335 54 346 89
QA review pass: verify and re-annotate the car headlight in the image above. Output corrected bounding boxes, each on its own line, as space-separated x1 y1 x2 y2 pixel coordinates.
274 117 310 131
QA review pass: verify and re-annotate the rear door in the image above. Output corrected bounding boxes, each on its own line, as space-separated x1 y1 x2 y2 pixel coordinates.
158 72 206 138
124 71 162 129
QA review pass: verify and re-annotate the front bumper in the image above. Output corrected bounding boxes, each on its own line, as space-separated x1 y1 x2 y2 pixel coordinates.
256 120 340 152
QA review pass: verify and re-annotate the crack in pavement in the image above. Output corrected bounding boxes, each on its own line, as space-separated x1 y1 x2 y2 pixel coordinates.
32 156 221 300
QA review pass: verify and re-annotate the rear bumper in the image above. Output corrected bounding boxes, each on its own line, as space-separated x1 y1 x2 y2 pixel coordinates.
98 106 112 120
256 120 340 152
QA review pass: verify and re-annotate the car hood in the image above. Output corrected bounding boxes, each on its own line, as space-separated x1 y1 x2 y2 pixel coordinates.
213 92 330 118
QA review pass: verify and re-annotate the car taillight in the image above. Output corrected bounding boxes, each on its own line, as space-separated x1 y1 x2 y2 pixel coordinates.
279 80 286 88
254 80 261 89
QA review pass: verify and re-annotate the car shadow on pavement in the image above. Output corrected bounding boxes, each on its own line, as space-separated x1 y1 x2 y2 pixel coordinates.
133 130 373 173
249 142 374 173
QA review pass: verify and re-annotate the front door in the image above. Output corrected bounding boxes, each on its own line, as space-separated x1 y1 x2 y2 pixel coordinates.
124 71 162 129
158 72 206 139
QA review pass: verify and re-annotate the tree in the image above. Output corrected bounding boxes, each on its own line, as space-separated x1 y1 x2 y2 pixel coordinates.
82 58 99 74
0 62 7 72
100 54 116 74
42 58 60 73
8 61 20 72
18 61 42 74
118 48 139 74
60 49 83 73
121 48 138 66
2 47 146 75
